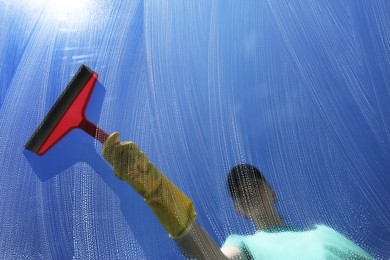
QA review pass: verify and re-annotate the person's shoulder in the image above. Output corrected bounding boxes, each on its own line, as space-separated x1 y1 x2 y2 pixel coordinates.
313 223 345 234
312 224 374 259
223 234 246 248
221 245 245 259
222 233 253 259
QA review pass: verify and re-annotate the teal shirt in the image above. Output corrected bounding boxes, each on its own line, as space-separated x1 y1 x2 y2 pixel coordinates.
223 225 373 259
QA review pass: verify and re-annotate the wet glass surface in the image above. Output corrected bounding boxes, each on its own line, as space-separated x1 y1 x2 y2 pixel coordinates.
0 1 389 259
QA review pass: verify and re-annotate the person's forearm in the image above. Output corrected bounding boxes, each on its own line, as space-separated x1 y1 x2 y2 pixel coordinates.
102 134 228 258
175 221 228 259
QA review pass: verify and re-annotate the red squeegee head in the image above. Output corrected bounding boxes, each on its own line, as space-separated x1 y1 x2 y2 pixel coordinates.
25 65 110 156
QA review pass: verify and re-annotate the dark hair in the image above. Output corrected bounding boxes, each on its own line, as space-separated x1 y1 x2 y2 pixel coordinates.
227 164 266 200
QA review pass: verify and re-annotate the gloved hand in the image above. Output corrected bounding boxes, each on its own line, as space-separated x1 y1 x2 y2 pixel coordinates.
102 132 196 238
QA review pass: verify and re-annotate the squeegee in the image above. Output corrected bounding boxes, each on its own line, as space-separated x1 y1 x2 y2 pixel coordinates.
24 65 110 156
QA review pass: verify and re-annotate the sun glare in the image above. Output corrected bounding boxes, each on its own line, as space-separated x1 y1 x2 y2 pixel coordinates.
7 0 100 28
46 0 93 25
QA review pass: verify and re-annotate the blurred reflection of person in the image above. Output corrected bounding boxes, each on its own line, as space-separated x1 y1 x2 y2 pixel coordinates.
103 133 373 259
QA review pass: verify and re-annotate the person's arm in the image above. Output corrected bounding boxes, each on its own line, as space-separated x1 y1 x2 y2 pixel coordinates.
102 132 196 238
175 221 246 259
175 221 228 259
102 133 236 259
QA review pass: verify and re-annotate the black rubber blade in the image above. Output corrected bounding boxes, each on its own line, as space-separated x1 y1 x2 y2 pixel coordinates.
24 64 94 154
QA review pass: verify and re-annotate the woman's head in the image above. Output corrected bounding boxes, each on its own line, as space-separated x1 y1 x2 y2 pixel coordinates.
227 164 276 218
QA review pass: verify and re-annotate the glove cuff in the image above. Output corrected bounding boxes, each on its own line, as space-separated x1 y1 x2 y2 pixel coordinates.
145 175 197 238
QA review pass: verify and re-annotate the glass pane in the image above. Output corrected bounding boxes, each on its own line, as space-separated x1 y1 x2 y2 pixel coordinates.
0 1 388 259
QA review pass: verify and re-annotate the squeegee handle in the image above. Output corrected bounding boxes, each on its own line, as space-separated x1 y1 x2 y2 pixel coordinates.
80 119 110 144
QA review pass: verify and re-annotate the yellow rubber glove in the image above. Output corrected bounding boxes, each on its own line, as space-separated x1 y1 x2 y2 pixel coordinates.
102 132 196 238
